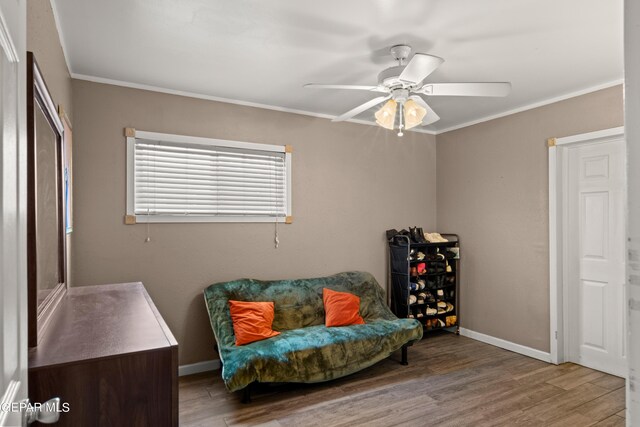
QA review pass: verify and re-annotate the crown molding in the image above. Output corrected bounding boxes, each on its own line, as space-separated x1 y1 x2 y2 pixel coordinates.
436 79 623 134
50 0 73 76
71 72 622 137
71 73 439 136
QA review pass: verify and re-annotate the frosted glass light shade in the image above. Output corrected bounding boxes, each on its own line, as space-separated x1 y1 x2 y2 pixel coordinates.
375 99 397 130
404 99 427 130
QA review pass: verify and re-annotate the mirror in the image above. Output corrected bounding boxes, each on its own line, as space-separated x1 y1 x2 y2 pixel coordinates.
27 52 67 347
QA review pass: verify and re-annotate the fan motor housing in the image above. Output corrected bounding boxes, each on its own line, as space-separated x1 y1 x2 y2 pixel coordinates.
392 88 410 104
378 66 409 88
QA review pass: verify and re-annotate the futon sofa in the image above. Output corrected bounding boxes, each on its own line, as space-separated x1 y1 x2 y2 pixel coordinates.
203 271 423 396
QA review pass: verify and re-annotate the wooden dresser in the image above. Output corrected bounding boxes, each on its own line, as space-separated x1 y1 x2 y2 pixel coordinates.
28 282 178 426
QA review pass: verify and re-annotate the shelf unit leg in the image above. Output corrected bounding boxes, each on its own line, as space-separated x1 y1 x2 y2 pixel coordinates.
241 384 252 404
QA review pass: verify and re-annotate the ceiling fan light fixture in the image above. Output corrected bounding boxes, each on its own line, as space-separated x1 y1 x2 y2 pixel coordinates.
307 46 511 130
374 99 397 130
403 99 427 130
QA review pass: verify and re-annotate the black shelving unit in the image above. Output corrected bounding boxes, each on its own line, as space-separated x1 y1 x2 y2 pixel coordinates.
388 233 460 334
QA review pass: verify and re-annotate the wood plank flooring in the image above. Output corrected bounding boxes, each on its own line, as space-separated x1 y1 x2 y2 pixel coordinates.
179 333 626 426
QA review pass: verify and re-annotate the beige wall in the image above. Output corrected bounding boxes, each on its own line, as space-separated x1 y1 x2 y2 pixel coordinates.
71 79 437 364
27 0 72 121
27 0 75 287
436 85 624 352
23 0 626 369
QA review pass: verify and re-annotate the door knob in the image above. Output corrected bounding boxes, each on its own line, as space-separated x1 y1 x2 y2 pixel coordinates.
24 397 61 424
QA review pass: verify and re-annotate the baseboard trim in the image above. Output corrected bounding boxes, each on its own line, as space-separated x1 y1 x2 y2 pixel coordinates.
459 328 553 363
178 359 221 377
177 331 552 375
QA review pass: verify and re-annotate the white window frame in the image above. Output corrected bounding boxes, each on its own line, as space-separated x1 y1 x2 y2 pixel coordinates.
125 129 292 223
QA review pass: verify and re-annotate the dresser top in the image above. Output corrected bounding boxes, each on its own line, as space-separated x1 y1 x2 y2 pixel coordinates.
29 282 178 370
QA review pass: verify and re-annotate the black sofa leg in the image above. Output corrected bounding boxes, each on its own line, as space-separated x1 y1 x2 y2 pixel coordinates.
241 384 252 404
401 345 408 366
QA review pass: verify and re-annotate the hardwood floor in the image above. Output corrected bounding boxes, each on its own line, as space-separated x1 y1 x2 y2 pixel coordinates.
179 333 626 426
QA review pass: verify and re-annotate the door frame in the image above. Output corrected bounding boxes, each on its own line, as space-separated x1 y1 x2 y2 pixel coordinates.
0 0 28 426
548 126 625 365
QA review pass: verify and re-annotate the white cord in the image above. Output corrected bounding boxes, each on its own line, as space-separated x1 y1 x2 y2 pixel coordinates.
145 208 151 242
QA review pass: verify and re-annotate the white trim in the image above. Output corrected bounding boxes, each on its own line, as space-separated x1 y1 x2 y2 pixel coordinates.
285 152 292 216
437 79 623 134
561 149 570 364
125 136 135 216
178 359 220 377
0 7 18 63
549 145 560 364
548 126 625 365
459 328 552 363
135 215 290 224
33 63 64 134
555 126 625 146
0 380 20 426
625 0 640 420
71 73 438 136
135 130 286 153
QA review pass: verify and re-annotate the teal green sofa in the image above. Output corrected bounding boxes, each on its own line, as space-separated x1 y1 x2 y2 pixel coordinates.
203 271 423 396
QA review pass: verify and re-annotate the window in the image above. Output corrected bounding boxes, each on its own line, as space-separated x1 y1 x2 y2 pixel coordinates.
125 129 291 223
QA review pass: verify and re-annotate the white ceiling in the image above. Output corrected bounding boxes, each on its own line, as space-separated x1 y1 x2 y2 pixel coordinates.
52 0 623 133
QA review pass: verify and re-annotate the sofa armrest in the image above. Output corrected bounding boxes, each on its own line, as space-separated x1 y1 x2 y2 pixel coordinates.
203 290 236 351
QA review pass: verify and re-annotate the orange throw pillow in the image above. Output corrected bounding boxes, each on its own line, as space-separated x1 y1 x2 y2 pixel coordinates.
323 288 365 327
228 300 280 346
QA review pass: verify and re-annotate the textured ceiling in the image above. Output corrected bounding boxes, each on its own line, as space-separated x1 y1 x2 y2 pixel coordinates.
53 0 623 133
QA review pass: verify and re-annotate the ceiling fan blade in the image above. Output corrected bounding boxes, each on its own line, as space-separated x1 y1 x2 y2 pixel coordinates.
304 83 387 92
409 96 440 126
332 95 392 122
420 82 511 97
399 54 444 84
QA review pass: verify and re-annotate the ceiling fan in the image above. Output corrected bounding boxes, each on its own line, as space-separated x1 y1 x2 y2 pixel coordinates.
305 45 511 135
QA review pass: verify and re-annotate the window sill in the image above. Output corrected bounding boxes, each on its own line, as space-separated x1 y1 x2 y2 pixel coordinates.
124 214 293 224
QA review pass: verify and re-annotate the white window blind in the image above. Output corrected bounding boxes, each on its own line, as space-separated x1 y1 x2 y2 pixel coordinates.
126 131 291 223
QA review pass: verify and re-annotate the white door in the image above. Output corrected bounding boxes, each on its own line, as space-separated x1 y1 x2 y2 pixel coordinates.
567 138 626 377
0 1 28 426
